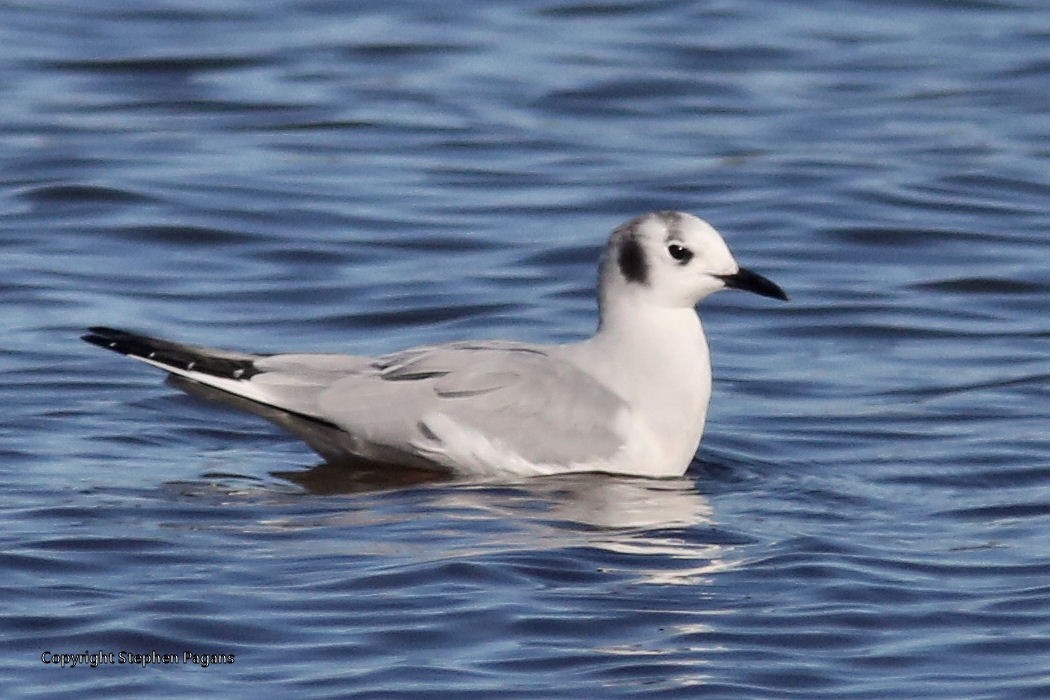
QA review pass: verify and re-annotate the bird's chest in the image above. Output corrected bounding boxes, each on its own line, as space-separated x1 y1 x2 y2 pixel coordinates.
633 362 710 459
599 341 711 475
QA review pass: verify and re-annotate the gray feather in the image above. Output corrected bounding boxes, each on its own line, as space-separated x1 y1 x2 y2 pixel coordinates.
317 342 627 466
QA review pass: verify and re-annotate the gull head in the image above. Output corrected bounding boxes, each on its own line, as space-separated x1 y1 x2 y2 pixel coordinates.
599 211 788 311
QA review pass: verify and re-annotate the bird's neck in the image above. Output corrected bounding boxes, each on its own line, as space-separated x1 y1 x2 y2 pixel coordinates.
593 298 708 363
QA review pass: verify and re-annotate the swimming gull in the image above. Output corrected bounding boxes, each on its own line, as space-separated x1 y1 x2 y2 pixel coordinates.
83 211 787 478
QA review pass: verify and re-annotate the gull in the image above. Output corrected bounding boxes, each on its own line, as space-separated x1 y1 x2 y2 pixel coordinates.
83 211 787 478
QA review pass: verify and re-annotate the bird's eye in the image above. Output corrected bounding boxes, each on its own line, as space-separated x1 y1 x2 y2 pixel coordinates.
667 243 693 264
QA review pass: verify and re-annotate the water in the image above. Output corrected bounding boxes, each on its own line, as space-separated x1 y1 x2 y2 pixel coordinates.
3 0 1050 697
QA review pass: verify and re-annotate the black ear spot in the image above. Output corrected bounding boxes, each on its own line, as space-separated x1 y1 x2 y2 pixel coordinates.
618 236 648 285
667 243 693 264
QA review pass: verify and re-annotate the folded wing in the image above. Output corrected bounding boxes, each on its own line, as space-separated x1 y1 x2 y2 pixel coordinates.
318 342 631 474
84 329 630 474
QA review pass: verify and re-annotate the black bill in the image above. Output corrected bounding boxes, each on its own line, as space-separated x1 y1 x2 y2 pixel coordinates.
718 267 789 301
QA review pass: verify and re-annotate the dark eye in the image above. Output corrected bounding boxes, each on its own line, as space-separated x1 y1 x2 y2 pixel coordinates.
667 243 693 264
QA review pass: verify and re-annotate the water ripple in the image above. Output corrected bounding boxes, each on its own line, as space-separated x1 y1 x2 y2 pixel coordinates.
4 0 1050 697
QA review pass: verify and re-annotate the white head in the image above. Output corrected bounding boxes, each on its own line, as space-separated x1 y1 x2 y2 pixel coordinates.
598 211 787 313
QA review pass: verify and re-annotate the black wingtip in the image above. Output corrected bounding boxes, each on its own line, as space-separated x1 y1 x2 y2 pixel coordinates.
83 327 118 349
81 326 264 381
81 327 139 354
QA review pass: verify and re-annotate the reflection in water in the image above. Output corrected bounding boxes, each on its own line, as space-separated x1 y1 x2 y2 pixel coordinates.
273 459 453 494
268 462 732 586
497 473 733 585
167 458 733 586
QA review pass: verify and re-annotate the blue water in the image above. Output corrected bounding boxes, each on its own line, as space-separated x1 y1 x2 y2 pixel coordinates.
3 0 1050 697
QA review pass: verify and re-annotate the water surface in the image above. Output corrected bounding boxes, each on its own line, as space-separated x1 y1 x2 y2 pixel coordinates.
3 1 1050 697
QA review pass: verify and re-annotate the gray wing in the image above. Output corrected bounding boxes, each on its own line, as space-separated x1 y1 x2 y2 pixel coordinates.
317 341 630 469
83 328 629 471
